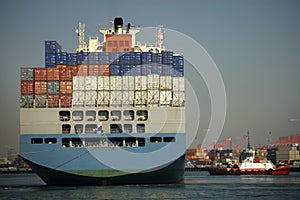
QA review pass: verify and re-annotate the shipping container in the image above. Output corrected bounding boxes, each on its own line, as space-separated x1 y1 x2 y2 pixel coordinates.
56 52 67 65
110 90 122 105
173 56 184 66
151 53 162 64
97 91 110 106
162 64 173 76
88 52 100 65
151 65 162 75
20 94 34 108
172 77 185 91
120 65 132 76
85 91 97 106
34 81 47 94
122 76 135 90
147 89 159 104
47 81 60 94
72 91 85 106
45 53 56 67
88 65 100 76
131 65 141 76
110 65 121 76
173 66 184 77
73 76 85 91
109 52 121 65
45 41 62 54
130 52 141 65
60 81 72 94
135 76 147 90
122 91 134 105
110 76 122 90
141 65 151 76
85 76 97 90
34 68 47 81
46 68 60 80
59 67 73 81
135 91 147 105
159 76 172 90
47 94 60 108
141 52 152 64
99 64 110 76
21 80 34 94
160 90 172 105
119 52 131 65
99 52 110 64
77 52 88 65
97 76 110 90
67 53 78 66
172 91 185 107
21 68 34 80
60 94 72 108
162 51 173 64
147 74 160 89
35 94 47 108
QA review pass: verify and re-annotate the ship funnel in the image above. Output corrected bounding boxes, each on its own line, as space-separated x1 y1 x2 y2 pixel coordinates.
114 17 123 34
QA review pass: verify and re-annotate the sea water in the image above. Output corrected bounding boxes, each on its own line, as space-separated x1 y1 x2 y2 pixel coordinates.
0 172 300 200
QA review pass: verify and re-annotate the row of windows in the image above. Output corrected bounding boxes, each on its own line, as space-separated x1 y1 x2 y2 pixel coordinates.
61 123 145 134
107 40 130 47
30 136 176 147
59 110 148 122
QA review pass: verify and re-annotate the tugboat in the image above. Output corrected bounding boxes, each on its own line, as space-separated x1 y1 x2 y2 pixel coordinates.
209 132 290 175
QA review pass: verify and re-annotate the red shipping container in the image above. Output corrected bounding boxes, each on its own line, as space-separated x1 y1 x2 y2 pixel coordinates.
77 65 88 76
47 94 60 108
99 64 110 76
60 94 72 108
71 66 79 76
56 64 67 69
88 65 99 76
34 68 47 81
47 68 60 80
59 68 73 81
35 81 47 94
21 80 34 94
60 81 72 94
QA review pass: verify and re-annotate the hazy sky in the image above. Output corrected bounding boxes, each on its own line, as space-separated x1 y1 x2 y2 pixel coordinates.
0 0 300 156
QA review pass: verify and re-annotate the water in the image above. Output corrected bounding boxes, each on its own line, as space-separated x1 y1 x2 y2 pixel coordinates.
1 172 300 200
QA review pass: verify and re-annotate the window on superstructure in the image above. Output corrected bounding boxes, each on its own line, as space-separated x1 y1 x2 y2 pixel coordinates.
110 124 122 133
111 110 121 121
125 137 136 147
59 111 70 121
45 138 57 144
31 138 43 144
72 111 83 121
138 138 146 147
136 124 145 133
119 40 124 47
62 124 71 134
150 137 162 143
137 110 148 121
124 110 134 121
98 110 109 121
124 124 133 133
86 110 96 121
85 124 98 134
108 41 112 47
163 137 176 143
113 40 118 47
75 124 83 134
125 41 129 47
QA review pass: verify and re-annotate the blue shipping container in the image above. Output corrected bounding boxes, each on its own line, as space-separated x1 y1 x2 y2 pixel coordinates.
162 51 173 64
99 52 110 64
141 65 152 76
119 53 131 65
77 52 88 64
173 67 184 77
130 52 141 65
141 52 152 64
67 53 78 66
56 52 67 65
120 65 132 76
45 41 62 54
45 53 56 65
131 65 141 76
173 56 184 66
162 65 173 76
109 52 121 65
151 53 162 64
151 65 162 75
110 65 121 76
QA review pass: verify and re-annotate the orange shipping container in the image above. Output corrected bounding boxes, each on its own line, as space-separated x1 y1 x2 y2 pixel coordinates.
99 64 110 76
60 81 72 94
60 94 72 108
47 94 60 108
59 68 73 81
47 68 60 80
77 65 88 76
34 81 47 94
88 65 99 76
21 80 34 94
34 68 47 81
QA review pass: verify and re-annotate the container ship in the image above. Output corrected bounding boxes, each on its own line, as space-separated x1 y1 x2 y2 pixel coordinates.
19 17 186 185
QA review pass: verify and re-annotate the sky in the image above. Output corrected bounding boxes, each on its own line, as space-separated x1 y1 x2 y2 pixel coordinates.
0 0 300 157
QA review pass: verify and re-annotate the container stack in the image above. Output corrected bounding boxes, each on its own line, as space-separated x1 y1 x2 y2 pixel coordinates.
20 40 185 108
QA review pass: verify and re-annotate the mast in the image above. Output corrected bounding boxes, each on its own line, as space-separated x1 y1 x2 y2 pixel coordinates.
247 130 250 149
156 25 164 49
76 22 87 52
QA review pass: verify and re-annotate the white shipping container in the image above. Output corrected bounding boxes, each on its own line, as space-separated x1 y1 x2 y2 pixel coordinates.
172 77 185 91
73 76 85 91
172 91 185 106
110 76 122 90
135 90 147 105
135 76 147 90
97 91 110 106
97 76 110 90
122 76 135 90
160 76 172 90
147 74 160 89
85 91 97 106
72 91 85 106
160 90 172 105
110 90 122 105
85 76 97 90
147 89 159 104
122 91 135 105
